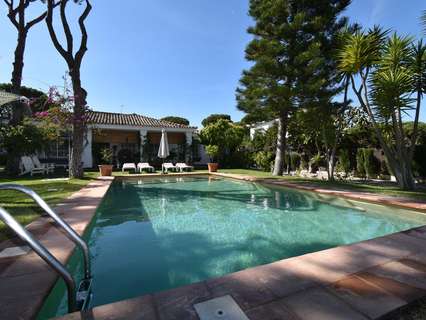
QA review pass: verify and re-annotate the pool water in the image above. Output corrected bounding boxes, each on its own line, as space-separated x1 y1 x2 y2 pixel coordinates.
38 176 426 318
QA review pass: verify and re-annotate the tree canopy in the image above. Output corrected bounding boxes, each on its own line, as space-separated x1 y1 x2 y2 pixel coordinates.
237 0 350 175
160 116 190 126
201 114 232 127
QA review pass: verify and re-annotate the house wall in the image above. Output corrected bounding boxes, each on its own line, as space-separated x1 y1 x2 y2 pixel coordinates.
93 130 139 144
147 132 185 144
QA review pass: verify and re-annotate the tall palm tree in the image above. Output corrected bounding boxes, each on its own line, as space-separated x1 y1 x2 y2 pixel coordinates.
337 28 425 190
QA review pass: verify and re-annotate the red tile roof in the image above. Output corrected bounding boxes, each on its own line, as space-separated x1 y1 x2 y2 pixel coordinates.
87 111 195 129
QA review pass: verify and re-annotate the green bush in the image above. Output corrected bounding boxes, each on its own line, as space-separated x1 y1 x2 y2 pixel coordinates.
309 154 324 172
337 149 350 173
356 148 379 179
254 151 274 171
356 149 366 177
286 152 301 171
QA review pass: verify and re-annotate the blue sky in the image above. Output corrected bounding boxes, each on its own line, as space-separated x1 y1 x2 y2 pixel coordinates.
0 0 425 127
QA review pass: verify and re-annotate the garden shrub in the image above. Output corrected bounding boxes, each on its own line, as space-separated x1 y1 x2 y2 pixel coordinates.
254 151 274 171
356 148 379 179
336 149 350 173
356 148 366 178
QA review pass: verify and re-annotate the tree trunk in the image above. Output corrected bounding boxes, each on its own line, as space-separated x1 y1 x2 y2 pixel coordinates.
7 30 32 175
326 145 337 182
386 152 416 190
69 72 87 179
272 112 288 176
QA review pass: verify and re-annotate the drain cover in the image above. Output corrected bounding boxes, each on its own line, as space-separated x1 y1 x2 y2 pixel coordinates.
194 295 249 320
0 245 30 258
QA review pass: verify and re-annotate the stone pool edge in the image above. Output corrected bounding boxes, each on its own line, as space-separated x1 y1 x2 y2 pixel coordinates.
2 172 426 320
0 177 113 320
211 172 426 213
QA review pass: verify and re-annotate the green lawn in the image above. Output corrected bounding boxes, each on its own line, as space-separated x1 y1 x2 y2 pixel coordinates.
218 169 426 201
0 172 97 241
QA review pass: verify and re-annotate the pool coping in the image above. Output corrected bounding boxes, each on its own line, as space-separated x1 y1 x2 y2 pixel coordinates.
1 172 426 320
211 172 426 213
0 177 113 320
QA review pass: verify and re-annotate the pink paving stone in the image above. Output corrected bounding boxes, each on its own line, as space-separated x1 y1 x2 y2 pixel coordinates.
205 267 276 310
0 179 112 320
53 295 158 320
355 271 426 304
326 275 406 319
282 286 368 320
154 282 211 320
362 259 426 292
245 299 301 320
403 225 426 240
247 260 317 298
276 244 385 285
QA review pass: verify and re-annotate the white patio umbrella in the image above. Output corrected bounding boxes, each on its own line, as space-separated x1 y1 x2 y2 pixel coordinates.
158 129 170 173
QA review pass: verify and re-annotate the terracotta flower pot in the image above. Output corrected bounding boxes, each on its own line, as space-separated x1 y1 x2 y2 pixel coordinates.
208 163 219 173
98 164 113 176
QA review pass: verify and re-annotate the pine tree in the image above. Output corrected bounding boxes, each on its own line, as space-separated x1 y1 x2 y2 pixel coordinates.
237 0 350 175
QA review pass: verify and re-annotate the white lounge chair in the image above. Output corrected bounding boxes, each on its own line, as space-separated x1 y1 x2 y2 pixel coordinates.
137 162 154 173
31 155 55 174
162 162 177 173
20 156 46 176
176 163 193 172
122 163 136 173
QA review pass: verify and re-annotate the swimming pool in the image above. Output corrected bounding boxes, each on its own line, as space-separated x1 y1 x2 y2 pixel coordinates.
38 176 426 318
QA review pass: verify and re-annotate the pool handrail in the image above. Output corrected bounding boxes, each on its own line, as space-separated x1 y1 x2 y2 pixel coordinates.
0 206 78 313
0 183 91 280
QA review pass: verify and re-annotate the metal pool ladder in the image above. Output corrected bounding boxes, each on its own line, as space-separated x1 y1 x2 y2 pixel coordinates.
0 184 92 313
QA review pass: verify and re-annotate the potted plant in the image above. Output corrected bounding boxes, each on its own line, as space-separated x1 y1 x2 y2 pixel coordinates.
206 145 219 172
98 147 113 176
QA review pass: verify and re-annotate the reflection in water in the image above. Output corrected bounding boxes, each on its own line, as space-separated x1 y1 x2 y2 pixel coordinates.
39 176 426 319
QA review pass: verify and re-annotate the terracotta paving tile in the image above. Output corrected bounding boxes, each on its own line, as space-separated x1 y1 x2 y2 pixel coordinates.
154 282 211 320
277 245 381 285
282 286 368 320
327 275 406 319
1 291 46 320
0 252 50 277
245 299 301 320
205 267 276 310
403 226 426 240
53 295 158 320
360 259 426 293
355 271 426 303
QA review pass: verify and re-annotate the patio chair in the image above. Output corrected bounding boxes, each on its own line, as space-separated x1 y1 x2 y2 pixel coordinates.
137 162 155 173
20 156 46 176
31 155 55 174
122 163 136 173
162 162 178 173
176 163 193 172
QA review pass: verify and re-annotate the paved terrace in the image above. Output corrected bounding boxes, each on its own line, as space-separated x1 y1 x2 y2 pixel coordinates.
1 173 426 319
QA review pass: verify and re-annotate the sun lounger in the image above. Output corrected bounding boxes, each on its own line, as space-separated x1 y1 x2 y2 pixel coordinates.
122 163 136 173
31 155 55 174
137 162 154 173
20 156 46 176
162 162 178 173
176 163 193 172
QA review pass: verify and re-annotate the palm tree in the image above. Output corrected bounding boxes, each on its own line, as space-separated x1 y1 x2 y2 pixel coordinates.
337 28 426 190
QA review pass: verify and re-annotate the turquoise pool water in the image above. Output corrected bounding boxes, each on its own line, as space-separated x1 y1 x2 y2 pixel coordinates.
38 176 426 318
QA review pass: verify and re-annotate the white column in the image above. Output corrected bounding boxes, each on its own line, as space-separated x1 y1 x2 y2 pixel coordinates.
139 129 148 161
185 131 193 162
82 128 93 168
